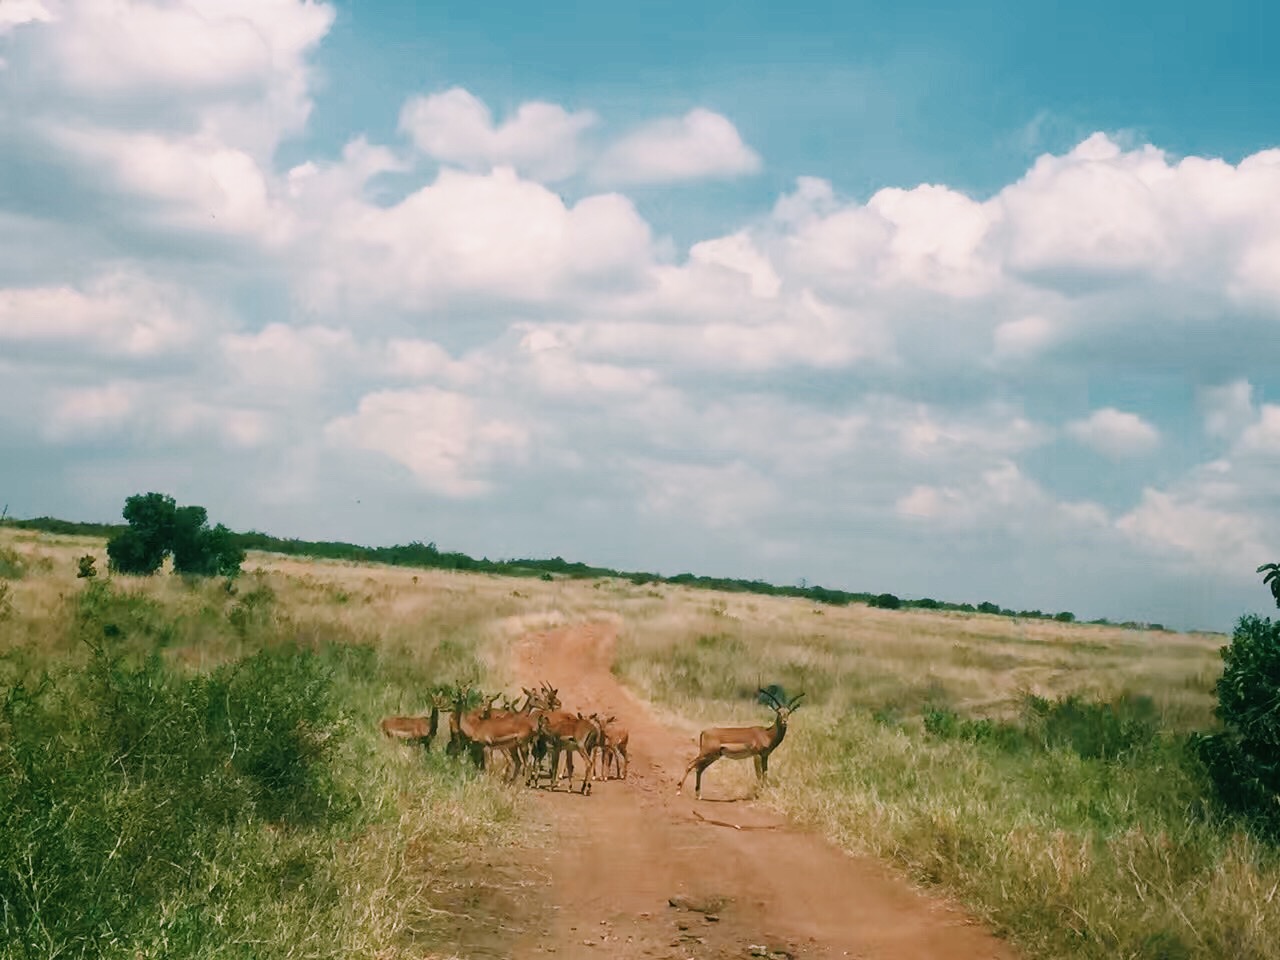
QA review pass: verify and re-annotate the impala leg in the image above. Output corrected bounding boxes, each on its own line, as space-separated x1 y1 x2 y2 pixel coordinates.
693 756 718 800
677 754 703 795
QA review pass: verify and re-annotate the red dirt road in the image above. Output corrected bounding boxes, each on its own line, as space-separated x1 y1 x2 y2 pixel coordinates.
505 620 1019 960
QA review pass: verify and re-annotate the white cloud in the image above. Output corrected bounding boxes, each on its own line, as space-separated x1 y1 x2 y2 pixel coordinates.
46 125 288 242
0 0 52 35
634 459 778 531
325 386 530 498
689 231 781 298
1067 408 1160 458
595 108 761 184
5 1 1280 635
993 315 1055 359
300 166 655 312
1238 404 1280 454
221 324 360 397
1199 380 1255 440
1117 487 1268 573
399 87 597 182
45 380 141 439
0 271 204 357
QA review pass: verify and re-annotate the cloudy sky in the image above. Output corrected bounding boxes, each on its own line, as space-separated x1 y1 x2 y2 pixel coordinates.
2 0 1278 630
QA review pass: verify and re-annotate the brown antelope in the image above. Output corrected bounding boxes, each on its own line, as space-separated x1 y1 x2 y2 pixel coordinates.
450 687 557 781
534 709 600 794
677 688 804 800
380 689 450 748
597 715 629 780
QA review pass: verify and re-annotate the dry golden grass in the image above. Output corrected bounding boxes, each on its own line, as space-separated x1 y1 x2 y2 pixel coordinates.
2 525 1266 960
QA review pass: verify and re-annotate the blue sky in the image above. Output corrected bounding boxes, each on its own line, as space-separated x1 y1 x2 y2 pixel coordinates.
2 0 1279 630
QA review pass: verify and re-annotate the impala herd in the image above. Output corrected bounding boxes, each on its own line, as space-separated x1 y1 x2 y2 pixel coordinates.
381 682 802 800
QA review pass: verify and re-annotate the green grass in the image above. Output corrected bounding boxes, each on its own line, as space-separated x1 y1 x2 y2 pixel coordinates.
613 605 1280 960
0 541 529 960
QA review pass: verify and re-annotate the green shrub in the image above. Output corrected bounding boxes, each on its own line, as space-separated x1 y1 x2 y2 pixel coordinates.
1024 692 1158 761
870 592 901 610
106 492 244 578
1194 614 1280 836
923 694 1158 761
0 632 351 955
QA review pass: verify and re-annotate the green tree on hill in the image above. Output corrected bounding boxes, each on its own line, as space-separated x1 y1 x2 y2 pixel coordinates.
106 493 244 578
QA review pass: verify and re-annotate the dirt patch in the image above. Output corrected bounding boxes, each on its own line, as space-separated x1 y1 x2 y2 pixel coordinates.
504 620 1019 960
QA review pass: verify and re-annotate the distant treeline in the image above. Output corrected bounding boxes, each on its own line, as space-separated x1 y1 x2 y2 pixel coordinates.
4 515 1172 632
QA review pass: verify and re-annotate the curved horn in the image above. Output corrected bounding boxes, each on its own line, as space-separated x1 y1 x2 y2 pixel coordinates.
787 692 806 709
759 686 784 709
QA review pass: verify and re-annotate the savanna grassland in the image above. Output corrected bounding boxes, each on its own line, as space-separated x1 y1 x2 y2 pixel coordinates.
2 524 1278 960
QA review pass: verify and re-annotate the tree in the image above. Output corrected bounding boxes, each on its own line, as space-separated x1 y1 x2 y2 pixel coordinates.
1258 563 1280 607
870 593 901 610
106 493 244 578
1194 567 1280 835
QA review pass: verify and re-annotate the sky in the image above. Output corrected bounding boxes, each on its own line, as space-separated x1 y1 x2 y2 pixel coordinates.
1 0 1279 631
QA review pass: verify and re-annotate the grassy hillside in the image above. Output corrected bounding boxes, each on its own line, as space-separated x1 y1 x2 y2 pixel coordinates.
2 525 1274 960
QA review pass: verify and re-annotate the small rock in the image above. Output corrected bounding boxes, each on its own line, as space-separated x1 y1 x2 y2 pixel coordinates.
703 914 719 922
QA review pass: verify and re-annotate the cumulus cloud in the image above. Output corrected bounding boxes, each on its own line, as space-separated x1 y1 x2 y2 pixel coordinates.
1199 380 1255 440
299 166 655 312
993 315 1055 359
595 108 761 184
0 271 209 357
1117 486 1268 574
399 87 597 182
325 386 531 498
6 2 1280 628
1067 408 1161 458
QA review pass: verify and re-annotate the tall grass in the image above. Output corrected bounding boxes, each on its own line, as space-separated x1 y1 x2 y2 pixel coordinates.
0 530 530 960
613 595 1280 960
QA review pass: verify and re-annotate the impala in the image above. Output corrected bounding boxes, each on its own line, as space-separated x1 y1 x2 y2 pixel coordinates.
592 713 629 780
453 689 547 783
534 708 600 794
380 688 451 749
676 688 804 800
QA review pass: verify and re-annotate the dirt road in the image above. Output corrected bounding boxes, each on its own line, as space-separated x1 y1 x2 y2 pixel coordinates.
500 619 1018 960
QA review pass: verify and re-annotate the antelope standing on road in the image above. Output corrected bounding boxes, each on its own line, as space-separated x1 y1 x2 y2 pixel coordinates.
677 688 804 800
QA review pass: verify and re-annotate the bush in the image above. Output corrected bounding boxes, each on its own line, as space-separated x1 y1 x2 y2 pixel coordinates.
106 492 244 578
1195 613 1280 835
0 629 351 954
923 694 1158 761
1024 692 1158 761
870 592 901 610
76 554 97 578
